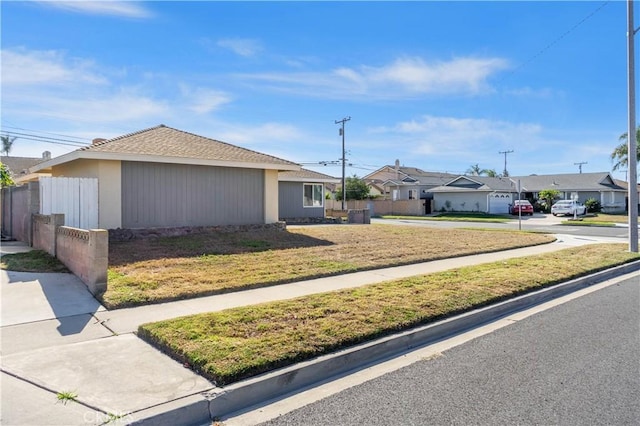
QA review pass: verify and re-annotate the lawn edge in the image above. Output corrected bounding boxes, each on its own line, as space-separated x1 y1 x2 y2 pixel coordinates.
103 238 555 309
136 254 637 386
132 261 640 425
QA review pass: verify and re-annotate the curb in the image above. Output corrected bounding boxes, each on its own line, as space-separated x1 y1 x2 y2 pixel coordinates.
130 261 640 425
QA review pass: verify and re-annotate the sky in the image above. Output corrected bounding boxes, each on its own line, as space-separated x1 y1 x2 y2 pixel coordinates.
0 0 636 180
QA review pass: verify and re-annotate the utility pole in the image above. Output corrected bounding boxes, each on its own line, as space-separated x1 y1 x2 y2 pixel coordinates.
574 161 588 173
627 0 638 252
335 116 351 210
499 150 514 177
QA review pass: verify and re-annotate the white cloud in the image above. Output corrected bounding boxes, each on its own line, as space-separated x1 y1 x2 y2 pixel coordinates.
37 1 152 18
219 123 303 145
368 115 542 160
179 84 232 114
217 38 263 57
1 48 106 85
238 55 509 100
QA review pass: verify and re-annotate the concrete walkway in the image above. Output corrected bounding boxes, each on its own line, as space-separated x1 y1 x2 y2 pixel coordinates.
0 234 629 425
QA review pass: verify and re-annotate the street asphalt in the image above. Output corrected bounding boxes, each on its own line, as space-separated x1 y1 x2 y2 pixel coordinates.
0 229 638 425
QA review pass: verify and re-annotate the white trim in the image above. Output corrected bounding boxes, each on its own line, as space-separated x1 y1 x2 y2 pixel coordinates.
302 183 324 208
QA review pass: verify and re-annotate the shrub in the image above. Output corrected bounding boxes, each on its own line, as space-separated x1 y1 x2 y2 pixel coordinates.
585 198 602 213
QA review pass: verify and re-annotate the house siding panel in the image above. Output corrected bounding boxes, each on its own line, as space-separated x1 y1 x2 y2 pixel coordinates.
121 162 264 228
434 193 488 213
278 181 323 219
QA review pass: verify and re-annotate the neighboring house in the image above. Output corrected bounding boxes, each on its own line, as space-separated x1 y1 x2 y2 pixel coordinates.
430 172 628 214
430 175 516 214
278 168 339 221
27 125 300 229
363 160 457 203
514 172 627 212
1 152 51 183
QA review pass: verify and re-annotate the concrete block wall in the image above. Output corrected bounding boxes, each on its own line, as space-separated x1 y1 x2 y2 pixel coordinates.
1 182 40 243
32 213 108 296
56 227 108 295
32 214 64 256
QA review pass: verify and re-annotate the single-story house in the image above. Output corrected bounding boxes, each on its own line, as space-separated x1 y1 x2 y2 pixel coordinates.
278 168 339 221
1 152 51 182
362 160 457 203
430 175 516 214
430 172 629 214
27 125 300 229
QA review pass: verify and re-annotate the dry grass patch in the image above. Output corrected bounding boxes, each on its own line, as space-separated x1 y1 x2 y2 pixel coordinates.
138 243 639 386
104 225 553 308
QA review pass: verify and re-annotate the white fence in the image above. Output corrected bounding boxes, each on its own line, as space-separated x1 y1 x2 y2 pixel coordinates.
40 177 99 230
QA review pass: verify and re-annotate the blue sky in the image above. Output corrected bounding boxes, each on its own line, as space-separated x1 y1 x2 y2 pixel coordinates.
0 1 635 180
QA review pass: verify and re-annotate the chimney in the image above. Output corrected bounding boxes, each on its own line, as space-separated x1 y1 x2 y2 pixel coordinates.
395 159 400 179
92 138 107 145
42 151 51 160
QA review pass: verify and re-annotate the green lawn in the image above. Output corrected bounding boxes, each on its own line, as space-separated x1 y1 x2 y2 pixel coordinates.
380 213 512 223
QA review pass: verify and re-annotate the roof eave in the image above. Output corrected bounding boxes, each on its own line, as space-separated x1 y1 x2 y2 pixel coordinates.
30 151 300 172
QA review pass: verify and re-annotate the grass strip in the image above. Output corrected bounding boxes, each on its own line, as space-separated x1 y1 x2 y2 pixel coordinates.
0 250 69 273
560 220 617 227
104 225 553 308
380 213 512 223
138 243 638 386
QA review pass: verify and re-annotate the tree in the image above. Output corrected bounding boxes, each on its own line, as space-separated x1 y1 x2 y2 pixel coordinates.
466 164 496 176
0 162 14 188
1 135 17 156
537 189 560 213
336 175 370 201
611 127 640 171
466 164 484 176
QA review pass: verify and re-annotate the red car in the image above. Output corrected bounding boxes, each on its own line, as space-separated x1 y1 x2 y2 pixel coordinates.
510 200 534 215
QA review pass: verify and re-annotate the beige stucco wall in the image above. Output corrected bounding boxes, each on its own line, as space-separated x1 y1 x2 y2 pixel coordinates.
264 169 279 223
52 159 122 229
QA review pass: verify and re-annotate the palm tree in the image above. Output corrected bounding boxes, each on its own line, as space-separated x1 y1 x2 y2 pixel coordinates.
466 164 487 176
485 169 498 177
612 127 640 171
1 135 17 156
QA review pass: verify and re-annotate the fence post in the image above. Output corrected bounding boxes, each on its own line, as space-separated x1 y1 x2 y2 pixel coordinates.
50 214 65 256
27 181 40 245
87 229 108 295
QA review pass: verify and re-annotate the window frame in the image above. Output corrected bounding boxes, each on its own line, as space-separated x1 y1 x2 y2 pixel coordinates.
303 183 324 208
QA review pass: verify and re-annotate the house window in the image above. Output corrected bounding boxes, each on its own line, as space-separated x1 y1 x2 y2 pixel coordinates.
408 189 417 200
303 183 323 207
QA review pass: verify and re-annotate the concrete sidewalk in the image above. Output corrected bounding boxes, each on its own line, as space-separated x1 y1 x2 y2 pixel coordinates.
0 234 632 425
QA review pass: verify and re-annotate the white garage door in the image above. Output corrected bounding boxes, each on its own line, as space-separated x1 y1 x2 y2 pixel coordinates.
488 193 512 214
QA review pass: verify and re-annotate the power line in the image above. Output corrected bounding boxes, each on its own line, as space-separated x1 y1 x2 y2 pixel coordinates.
498 1 610 83
574 161 588 173
0 130 88 148
1 125 90 143
499 150 514 176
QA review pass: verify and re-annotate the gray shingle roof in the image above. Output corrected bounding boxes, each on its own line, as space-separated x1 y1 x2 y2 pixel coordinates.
81 124 298 167
430 175 516 192
279 168 339 182
512 172 624 192
0 156 45 177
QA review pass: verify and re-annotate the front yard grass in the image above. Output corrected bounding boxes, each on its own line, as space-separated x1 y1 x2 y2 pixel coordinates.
104 225 554 309
380 213 512 223
138 243 639 386
0 250 69 273
561 213 629 227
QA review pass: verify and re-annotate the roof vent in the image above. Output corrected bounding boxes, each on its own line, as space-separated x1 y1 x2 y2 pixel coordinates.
92 138 107 145
42 151 51 160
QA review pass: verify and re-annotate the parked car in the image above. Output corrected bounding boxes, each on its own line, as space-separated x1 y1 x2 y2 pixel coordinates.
551 200 587 216
510 200 534 215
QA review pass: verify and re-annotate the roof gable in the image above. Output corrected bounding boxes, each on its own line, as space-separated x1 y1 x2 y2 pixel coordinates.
31 125 300 173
